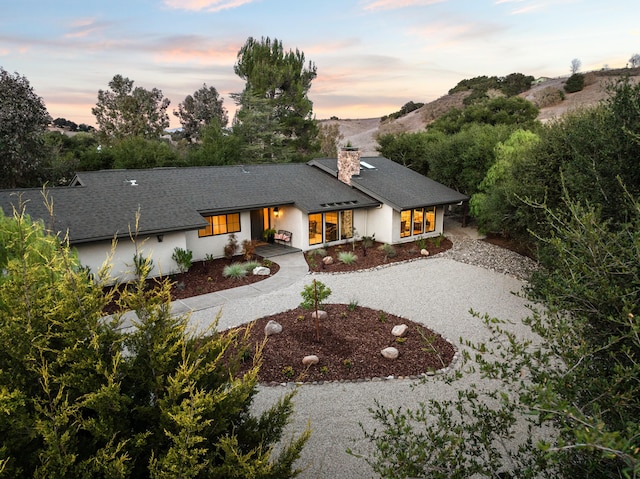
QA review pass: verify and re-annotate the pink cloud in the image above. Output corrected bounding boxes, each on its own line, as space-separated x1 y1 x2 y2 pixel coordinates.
361 0 446 12
163 0 256 13
64 18 108 39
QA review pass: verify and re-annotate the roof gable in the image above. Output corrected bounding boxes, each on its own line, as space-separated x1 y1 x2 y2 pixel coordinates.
309 156 468 211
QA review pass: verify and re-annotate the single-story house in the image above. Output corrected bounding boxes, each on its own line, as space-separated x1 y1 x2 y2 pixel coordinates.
0 149 468 282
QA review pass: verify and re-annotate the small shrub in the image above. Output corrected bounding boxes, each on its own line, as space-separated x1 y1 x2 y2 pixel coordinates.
133 253 153 278
282 366 295 379
242 261 261 273
242 239 256 260
296 315 305 322
300 279 332 341
319 366 329 375
171 247 193 273
222 262 247 279
429 234 444 248
262 258 273 268
378 311 387 323
204 253 215 262
308 257 317 269
414 236 427 250
564 73 585 93
309 248 326 257
338 251 357 265
224 233 238 260
361 234 375 257
348 298 359 311
378 243 396 260
343 359 352 369
396 337 407 343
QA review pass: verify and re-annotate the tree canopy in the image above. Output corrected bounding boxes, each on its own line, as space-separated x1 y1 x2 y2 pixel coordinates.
92 74 170 140
0 68 52 188
0 204 309 478
174 84 228 141
232 36 319 162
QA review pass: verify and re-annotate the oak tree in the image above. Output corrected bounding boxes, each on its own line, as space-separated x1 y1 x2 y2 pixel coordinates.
0 68 51 188
92 74 170 140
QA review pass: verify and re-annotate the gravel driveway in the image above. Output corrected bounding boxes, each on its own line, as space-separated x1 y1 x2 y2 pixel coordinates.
188 230 539 479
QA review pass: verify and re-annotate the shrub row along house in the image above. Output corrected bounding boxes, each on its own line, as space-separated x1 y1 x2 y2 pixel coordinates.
0 148 468 281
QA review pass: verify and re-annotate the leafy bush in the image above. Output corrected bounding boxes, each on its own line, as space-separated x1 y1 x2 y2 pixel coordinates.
337 251 357 265
132 252 153 278
224 233 238 259
361 234 375 257
564 73 585 93
242 239 255 260
222 262 247 279
171 246 193 273
242 261 261 272
378 243 396 260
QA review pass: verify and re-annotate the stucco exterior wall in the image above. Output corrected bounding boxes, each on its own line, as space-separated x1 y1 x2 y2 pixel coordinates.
75 230 187 283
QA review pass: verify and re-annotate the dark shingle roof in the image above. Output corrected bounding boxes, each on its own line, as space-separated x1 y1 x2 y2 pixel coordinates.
308 156 469 211
0 164 380 244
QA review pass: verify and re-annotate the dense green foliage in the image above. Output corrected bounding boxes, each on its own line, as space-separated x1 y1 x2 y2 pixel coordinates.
174 84 228 142
92 74 171 141
564 73 585 93
358 77 640 479
232 36 319 162
428 96 539 135
0 205 308 478
448 73 535 105
0 68 52 188
380 101 425 122
378 123 515 196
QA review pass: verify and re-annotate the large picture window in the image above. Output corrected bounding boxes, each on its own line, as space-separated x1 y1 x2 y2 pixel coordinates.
308 210 354 245
400 206 435 238
198 213 241 237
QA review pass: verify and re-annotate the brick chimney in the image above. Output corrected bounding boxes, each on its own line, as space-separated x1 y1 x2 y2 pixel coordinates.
337 147 360 185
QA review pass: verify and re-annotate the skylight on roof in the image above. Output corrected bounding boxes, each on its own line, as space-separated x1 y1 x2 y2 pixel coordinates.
360 161 376 169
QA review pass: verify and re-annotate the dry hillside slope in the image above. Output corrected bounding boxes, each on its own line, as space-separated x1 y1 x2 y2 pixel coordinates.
322 70 640 156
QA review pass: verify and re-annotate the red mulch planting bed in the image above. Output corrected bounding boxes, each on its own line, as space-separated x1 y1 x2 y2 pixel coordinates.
304 237 453 273
229 303 457 384
104 255 279 314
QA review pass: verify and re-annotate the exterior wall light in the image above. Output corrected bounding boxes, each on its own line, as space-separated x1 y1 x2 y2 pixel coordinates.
274 207 280 218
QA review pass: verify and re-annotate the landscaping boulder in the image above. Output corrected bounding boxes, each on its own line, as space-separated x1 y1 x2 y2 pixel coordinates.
322 256 334 265
253 266 271 276
381 347 399 359
264 320 282 336
391 324 408 337
311 310 328 320
302 355 319 366
421 248 429 256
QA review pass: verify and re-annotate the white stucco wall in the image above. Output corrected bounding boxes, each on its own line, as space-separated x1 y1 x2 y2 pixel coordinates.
74 230 187 283
364 204 394 244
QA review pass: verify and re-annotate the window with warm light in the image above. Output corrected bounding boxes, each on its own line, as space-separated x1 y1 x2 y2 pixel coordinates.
198 213 241 237
400 206 435 238
308 210 354 245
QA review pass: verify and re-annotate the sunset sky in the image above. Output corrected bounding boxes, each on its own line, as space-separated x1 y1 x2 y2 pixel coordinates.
1 0 637 128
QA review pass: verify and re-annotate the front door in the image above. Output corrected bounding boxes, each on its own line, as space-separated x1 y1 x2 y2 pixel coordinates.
250 209 265 241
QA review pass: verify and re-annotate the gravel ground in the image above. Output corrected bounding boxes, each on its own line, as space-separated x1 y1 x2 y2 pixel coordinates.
188 233 541 479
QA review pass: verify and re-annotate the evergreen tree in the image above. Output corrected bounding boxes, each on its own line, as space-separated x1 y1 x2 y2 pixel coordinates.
232 36 318 162
0 201 309 478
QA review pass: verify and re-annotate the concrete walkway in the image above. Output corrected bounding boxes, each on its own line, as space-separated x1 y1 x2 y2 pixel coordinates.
170 250 310 316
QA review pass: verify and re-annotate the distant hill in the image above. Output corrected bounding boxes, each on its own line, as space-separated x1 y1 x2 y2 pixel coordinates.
322 68 640 156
